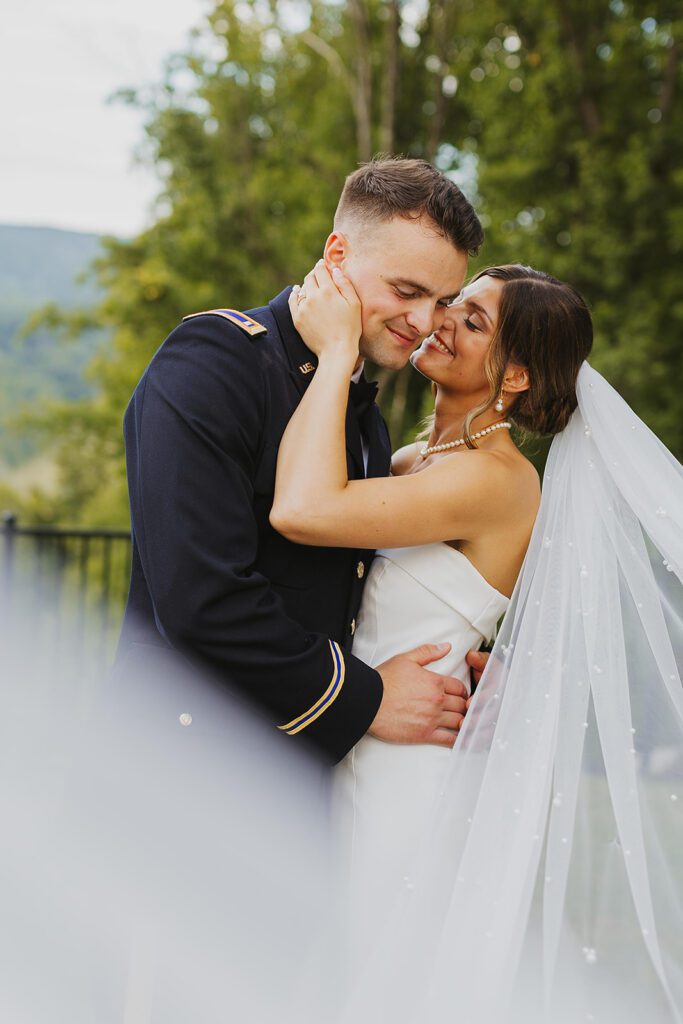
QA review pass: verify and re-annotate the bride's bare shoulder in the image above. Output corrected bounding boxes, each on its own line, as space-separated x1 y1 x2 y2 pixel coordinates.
492 447 542 512
390 440 422 476
456 445 541 521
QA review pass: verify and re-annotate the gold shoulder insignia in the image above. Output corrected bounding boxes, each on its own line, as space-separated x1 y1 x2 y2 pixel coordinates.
182 308 267 336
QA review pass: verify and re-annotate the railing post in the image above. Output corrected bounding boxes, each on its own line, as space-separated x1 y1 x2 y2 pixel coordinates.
1 511 17 619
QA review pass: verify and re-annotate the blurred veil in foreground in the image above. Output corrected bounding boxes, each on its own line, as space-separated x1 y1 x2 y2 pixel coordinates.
0 571 338 1023
346 363 683 1024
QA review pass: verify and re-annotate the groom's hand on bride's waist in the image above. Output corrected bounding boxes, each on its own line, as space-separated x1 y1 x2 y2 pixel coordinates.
369 644 469 749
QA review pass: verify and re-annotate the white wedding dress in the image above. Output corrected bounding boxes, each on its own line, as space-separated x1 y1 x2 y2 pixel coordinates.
334 542 508 960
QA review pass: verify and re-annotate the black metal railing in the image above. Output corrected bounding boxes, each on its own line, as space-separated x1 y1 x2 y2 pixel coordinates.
1 513 132 671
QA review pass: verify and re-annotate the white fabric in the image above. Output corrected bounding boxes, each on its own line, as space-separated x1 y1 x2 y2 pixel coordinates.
337 364 683 1024
334 544 508 964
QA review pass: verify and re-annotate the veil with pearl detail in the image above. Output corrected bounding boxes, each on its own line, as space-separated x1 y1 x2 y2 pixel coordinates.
340 362 683 1024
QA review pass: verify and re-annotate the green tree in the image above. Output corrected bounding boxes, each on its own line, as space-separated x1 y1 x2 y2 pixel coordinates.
21 0 683 527
459 0 683 451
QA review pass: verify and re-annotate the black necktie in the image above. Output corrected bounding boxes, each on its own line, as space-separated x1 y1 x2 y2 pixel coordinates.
349 379 379 429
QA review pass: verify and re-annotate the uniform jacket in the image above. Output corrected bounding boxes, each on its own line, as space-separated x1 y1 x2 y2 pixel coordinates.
116 287 393 764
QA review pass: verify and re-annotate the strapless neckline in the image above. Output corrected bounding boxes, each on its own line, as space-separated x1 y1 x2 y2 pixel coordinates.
433 542 508 601
371 542 508 642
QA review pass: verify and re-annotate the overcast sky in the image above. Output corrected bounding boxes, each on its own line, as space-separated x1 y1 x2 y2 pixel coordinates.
0 0 209 236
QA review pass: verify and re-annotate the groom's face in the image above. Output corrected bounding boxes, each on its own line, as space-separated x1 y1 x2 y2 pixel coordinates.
324 216 468 370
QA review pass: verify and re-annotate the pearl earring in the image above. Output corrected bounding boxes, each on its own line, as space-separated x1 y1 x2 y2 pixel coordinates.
495 393 504 413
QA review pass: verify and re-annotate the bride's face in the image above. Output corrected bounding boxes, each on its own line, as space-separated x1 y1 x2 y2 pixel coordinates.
411 274 504 398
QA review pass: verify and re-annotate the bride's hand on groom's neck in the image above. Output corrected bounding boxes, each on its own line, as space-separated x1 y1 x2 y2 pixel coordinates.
290 260 362 368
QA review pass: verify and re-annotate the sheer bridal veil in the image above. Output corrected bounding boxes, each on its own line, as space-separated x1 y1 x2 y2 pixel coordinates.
345 363 683 1024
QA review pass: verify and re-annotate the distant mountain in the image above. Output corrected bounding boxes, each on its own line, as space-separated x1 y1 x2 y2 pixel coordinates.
0 224 102 315
0 224 107 467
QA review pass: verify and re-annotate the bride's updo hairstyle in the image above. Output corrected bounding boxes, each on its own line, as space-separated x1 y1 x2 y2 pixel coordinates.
464 264 593 444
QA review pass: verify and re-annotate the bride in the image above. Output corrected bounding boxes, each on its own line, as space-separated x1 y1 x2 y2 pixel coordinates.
271 262 683 1022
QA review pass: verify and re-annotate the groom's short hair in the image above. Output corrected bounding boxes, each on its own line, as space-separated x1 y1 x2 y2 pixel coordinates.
335 157 484 256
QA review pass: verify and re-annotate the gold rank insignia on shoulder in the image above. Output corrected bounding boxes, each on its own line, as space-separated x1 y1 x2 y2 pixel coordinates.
299 362 315 375
182 308 267 336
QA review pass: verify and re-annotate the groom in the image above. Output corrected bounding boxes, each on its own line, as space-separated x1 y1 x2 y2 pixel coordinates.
116 157 484 764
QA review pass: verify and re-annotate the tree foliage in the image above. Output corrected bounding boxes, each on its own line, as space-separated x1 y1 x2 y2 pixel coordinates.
18 0 683 526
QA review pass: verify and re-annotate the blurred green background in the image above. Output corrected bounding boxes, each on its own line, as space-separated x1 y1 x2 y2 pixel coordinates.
2 0 682 530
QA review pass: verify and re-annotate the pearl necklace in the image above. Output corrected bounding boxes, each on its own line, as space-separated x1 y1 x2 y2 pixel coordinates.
420 421 512 458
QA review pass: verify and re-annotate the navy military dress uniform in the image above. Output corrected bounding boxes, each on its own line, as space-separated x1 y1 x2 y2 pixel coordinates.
115 287 392 764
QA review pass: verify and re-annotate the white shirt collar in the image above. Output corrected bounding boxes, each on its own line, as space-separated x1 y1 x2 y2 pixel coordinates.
350 361 365 384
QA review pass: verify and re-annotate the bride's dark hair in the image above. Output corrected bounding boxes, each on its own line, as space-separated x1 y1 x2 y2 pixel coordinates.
463 265 593 445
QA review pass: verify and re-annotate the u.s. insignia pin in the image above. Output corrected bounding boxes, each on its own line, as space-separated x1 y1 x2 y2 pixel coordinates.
299 362 315 375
